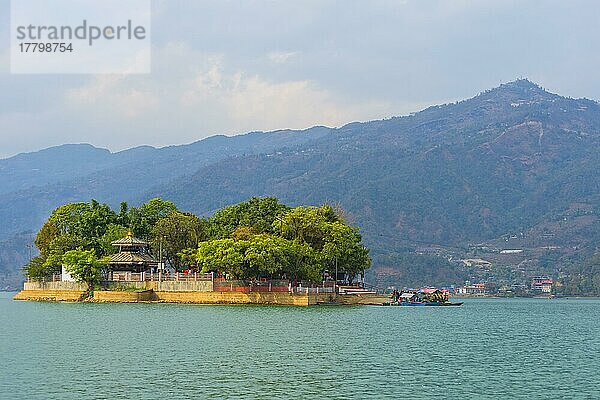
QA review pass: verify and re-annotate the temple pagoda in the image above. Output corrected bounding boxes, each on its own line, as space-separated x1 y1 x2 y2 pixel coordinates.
109 231 157 273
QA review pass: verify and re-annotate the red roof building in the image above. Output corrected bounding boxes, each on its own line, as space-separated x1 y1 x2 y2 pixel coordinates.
531 276 553 293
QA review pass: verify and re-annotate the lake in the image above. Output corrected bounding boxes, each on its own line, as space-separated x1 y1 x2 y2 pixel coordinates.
1 293 599 399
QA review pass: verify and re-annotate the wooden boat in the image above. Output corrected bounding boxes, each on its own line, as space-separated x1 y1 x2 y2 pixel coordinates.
383 289 463 306
382 301 463 306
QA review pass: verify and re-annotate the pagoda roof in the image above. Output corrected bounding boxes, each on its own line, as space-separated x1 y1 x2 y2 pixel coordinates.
109 251 157 264
111 231 148 246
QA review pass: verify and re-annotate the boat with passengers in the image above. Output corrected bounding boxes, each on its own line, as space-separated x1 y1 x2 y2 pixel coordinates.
384 288 463 306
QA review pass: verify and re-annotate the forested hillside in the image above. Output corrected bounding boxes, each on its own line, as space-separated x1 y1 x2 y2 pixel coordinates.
2 80 599 291
150 80 600 288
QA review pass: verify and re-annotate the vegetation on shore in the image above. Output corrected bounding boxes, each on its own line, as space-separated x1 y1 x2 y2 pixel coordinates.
560 254 600 296
4 80 600 292
25 197 371 287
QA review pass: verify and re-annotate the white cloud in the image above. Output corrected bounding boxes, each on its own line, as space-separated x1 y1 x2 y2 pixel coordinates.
42 43 397 154
179 54 392 133
0 37 437 158
10 0 592 158
65 75 160 118
267 51 299 64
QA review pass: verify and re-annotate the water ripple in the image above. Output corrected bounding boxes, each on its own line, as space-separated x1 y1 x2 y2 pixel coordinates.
1 295 599 399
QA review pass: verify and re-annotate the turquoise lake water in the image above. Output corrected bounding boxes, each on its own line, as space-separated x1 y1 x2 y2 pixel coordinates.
1 293 599 399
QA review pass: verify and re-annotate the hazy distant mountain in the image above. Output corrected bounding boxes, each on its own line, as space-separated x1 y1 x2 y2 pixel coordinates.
147 80 600 285
2 79 599 289
0 127 331 239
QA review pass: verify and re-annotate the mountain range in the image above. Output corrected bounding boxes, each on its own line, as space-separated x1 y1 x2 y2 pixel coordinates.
2 79 599 290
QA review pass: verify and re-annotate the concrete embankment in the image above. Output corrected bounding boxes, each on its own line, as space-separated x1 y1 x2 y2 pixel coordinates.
15 289 387 306
88 290 323 305
13 289 86 302
14 281 88 301
93 290 156 302
15 281 387 306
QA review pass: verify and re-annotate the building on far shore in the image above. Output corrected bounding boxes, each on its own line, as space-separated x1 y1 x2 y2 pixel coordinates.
108 231 157 279
455 283 487 296
531 276 553 293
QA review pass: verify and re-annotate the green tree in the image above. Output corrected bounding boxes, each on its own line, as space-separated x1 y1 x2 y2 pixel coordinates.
34 221 60 258
151 212 207 271
280 239 322 282
278 205 370 282
128 198 178 239
23 256 51 279
63 249 108 292
42 234 89 271
36 200 118 258
27 199 190 282
34 203 90 258
196 239 248 279
277 205 341 249
231 226 259 241
244 234 289 277
47 202 91 235
321 222 371 283
178 248 200 270
117 201 129 226
192 202 370 283
194 234 322 281
76 199 118 244
98 224 129 255
208 197 290 239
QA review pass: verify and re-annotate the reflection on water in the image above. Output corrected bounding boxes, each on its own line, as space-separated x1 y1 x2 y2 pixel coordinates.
1 294 599 399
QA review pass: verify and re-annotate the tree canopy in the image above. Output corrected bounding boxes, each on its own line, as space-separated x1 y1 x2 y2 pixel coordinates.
128 198 178 240
561 254 600 296
191 200 370 283
26 197 371 284
63 248 108 291
208 197 290 238
151 211 207 271
26 198 177 278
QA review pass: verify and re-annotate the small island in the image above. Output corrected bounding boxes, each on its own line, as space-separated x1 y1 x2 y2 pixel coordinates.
15 197 385 306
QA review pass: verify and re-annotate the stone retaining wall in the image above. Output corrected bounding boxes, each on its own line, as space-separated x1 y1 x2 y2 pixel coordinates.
13 290 86 301
337 294 388 305
100 280 213 292
94 290 156 302
154 291 322 305
15 285 386 306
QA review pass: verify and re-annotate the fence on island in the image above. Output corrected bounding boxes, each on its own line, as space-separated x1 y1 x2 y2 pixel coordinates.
212 279 332 293
291 286 335 294
27 274 62 283
28 273 340 294
107 271 214 282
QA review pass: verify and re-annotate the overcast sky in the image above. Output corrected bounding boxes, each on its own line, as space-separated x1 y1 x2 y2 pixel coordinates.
1 0 600 159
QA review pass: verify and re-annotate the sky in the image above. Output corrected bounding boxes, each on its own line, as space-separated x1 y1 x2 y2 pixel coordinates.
1 0 600 159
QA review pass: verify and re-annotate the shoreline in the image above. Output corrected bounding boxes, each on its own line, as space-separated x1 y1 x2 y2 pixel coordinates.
7 289 600 301
13 288 388 306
